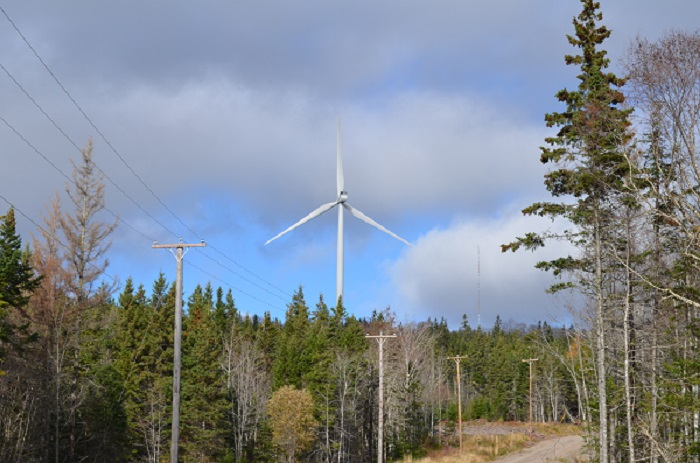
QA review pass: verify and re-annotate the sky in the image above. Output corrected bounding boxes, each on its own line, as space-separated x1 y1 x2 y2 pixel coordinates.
1 1 698 329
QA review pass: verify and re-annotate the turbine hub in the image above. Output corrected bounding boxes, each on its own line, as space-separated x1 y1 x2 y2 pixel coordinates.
338 191 348 203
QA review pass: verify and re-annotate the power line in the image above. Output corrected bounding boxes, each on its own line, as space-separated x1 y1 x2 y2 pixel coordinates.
1 10 288 299
0 115 156 243
0 59 169 237
0 193 121 291
1 3 195 239
1 7 293 306
2 95 290 310
194 248 290 301
0 61 179 240
0 110 288 311
187 261 286 314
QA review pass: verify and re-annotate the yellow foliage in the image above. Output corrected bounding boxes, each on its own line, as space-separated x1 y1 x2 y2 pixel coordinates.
266 385 318 463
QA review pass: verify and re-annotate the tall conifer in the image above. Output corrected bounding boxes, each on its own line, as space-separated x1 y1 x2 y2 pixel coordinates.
503 2 633 461
273 287 311 389
0 207 39 364
181 285 227 462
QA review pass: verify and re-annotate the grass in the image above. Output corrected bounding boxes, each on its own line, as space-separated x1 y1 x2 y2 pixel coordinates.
401 433 529 463
398 422 582 463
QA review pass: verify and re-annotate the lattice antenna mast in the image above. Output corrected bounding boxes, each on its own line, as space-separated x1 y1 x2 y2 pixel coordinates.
477 245 481 330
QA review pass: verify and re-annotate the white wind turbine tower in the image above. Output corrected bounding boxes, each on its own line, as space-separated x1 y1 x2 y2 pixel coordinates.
265 119 411 305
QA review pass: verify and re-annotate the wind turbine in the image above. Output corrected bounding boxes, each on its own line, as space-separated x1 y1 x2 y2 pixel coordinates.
265 119 411 305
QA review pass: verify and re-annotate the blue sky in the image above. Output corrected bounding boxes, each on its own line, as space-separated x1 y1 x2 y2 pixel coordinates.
2 1 698 328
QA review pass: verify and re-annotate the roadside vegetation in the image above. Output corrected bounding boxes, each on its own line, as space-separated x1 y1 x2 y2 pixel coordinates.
3 0 700 462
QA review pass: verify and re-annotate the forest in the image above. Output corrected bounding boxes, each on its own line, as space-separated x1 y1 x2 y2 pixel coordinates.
4 0 700 462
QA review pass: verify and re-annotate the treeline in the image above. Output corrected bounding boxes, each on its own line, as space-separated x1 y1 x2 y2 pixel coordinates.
1 93 578 463
0 196 580 463
5 1 700 462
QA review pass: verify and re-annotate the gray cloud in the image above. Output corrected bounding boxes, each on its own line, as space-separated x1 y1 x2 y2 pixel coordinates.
3 0 700 326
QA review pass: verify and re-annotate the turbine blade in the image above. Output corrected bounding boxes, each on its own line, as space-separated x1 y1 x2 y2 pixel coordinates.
343 204 412 246
337 117 344 194
265 201 338 245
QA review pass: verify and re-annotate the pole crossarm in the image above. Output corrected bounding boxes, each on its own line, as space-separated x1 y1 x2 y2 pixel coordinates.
153 240 205 463
152 242 206 248
365 332 396 463
152 241 206 250
365 333 397 340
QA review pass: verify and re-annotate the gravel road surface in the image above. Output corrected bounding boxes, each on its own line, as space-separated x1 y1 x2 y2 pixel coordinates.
493 435 585 462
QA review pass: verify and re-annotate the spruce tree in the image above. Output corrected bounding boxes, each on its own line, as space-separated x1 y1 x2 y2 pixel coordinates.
181 284 227 462
112 274 176 462
0 207 41 462
502 2 633 461
0 207 39 365
273 287 311 389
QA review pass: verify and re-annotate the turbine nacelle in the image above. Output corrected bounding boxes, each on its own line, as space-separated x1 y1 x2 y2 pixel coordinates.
337 190 348 203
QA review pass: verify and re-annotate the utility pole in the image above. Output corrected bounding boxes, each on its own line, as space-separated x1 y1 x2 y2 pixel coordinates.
153 240 205 463
522 358 538 440
366 331 396 463
448 355 468 452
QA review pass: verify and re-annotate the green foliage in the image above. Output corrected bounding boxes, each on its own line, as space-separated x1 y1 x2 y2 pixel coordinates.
0 208 40 309
503 0 635 267
0 207 39 366
113 274 175 462
181 284 228 462
272 287 311 389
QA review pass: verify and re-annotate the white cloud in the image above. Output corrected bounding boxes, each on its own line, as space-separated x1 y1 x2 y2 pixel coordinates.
390 210 575 329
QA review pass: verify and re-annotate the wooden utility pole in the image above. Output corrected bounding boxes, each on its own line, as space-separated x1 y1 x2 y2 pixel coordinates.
366 331 396 463
153 240 205 463
448 355 468 452
522 358 538 440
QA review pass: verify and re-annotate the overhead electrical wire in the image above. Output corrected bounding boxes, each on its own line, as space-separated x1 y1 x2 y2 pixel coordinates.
0 114 156 243
194 249 288 302
1 6 191 236
187 261 285 312
0 62 179 240
0 5 292 304
0 192 285 314
1 92 287 303
1 4 289 299
0 193 122 291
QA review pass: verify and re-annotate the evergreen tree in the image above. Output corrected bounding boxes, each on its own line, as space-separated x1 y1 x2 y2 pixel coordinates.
0 207 39 365
213 286 237 340
273 287 311 389
256 311 280 371
503 2 633 461
304 295 332 393
181 284 227 462
113 277 174 462
74 289 126 462
0 207 41 462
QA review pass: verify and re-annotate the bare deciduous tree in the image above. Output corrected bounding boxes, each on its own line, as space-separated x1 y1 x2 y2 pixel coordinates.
222 325 271 462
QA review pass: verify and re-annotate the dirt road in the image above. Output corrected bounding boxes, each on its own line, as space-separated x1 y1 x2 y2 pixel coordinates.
494 435 585 462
